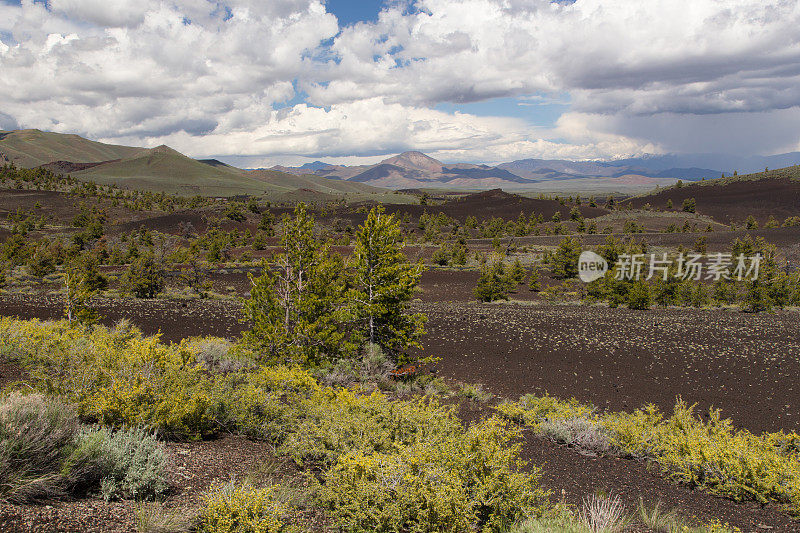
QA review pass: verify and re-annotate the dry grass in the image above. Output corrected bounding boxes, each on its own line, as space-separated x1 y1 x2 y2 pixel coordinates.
579 493 629 533
134 502 192 533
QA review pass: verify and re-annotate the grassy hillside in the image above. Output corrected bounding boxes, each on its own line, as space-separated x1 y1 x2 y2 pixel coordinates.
0 129 144 167
71 145 280 197
0 129 404 201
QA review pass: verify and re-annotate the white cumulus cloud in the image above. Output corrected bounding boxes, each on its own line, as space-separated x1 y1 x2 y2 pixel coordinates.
0 0 798 163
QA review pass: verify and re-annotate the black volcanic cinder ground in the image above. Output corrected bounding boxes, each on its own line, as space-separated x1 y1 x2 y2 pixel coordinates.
625 176 800 225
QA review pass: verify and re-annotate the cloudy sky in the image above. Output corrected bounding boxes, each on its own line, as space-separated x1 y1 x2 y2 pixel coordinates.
1 0 799 167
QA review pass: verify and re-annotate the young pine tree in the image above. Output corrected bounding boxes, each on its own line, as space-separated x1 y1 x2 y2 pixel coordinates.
121 253 164 298
550 236 582 279
243 203 354 365
63 253 106 324
527 267 541 292
474 256 511 302
351 206 426 362
507 258 527 288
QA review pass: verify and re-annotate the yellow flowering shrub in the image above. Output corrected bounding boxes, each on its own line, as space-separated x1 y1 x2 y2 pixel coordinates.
500 392 800 516
495 393 596 429
282 388 460 467
322 417 549 533
0 318 214 440
603 400 800 513
199 480 298 533
210 365 319 442
687 520 741 533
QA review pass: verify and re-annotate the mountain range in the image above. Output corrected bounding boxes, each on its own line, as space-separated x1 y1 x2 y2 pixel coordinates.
3 129 800 196
273 151 800 191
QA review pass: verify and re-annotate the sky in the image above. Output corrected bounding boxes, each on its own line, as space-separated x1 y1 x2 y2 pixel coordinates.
1 0 799 167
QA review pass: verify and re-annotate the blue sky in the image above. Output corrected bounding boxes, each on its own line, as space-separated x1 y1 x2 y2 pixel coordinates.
325 0 385 27
1 0 799 166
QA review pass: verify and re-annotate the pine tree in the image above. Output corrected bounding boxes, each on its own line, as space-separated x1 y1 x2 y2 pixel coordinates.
508 258 526 287
450 239 468 265
550 236 582 279
626 280 652 310
528 267 541 292
243 203 353 365
474 256 510 302
351 206 426 362
63 253 106 324
121 253 164 298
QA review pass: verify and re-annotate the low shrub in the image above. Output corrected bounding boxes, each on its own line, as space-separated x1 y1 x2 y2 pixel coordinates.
602 400 800 512
187 337 250 374
282 388 460 467
501 394 800 515
0 392 78 502
198 479 298 533
495 394 595 430
0 393 168 503
63 426 168 501
209 365 319 442
539 417 612 455
321 418 549 532
314 343 395 388
0 318 214 440
458 382 493 403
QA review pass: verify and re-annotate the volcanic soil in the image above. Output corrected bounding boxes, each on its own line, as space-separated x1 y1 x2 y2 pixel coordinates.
1 270 800 530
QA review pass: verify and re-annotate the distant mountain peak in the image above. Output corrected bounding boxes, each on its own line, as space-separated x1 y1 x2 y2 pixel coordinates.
379 151 443 172
299 160 334 170
149 144 182 156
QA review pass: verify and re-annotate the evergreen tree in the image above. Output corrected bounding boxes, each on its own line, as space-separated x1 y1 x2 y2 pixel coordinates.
527 267 541 292
550 236 582 279
180 257 212 298
63 253 106 324
626 280 652 310
243 203 354 365
121 253 164 299
474 257 510 302
450 239 468 265
432 243 451 266
743 280 772 312
507 258 526 287
258 211 275 235
350 206 426 362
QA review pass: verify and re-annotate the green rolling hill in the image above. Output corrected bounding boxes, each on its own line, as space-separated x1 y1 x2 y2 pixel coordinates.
0 129 402 200
0 129 145 167
71 145 275 197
